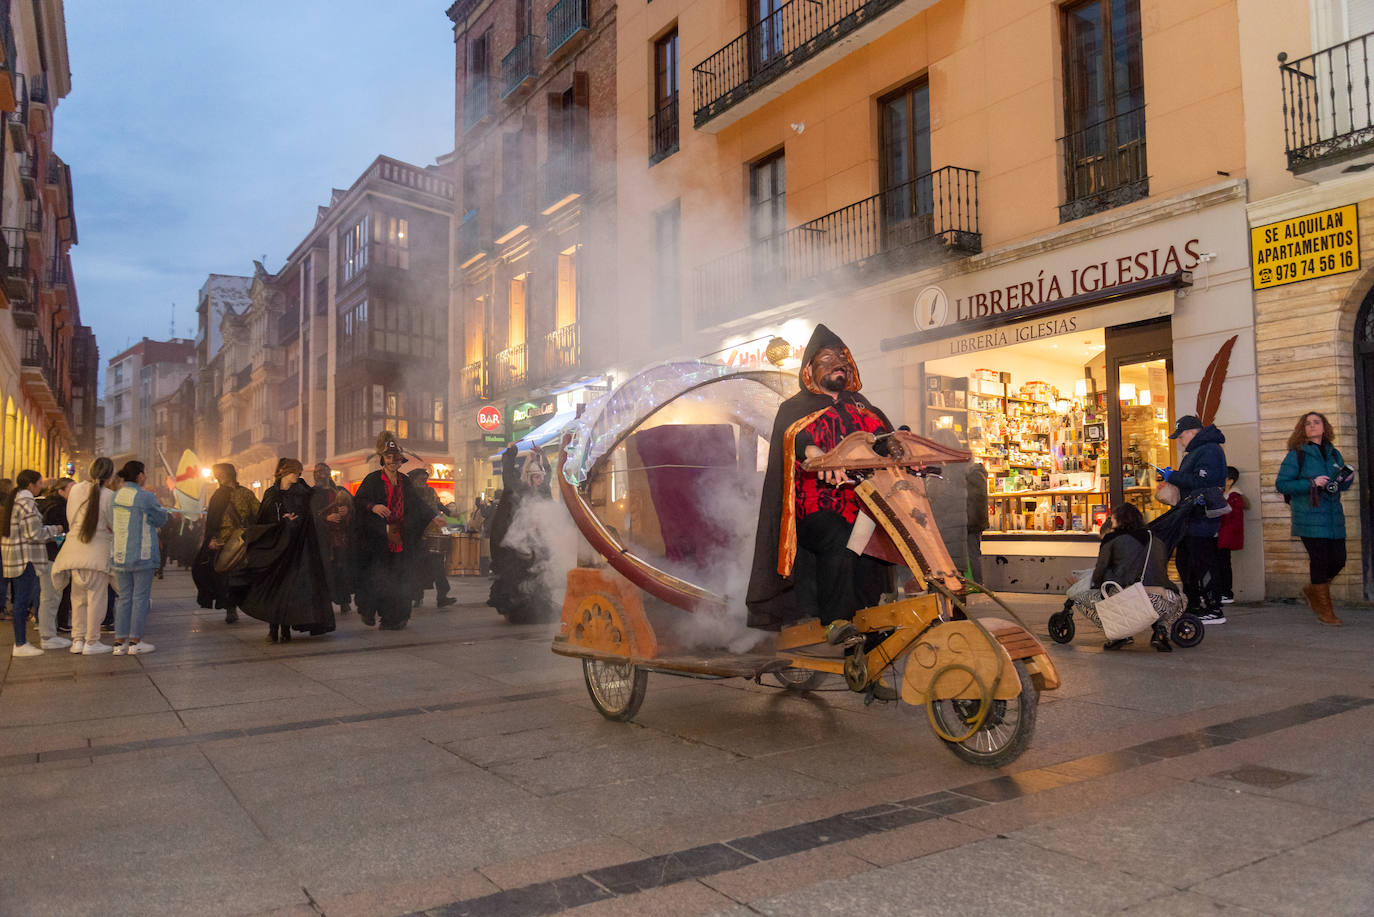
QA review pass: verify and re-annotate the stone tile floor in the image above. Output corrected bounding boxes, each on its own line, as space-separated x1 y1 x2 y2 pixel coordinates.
1 571 1370 916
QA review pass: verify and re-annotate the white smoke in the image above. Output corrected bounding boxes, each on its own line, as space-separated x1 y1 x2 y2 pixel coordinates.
500 494 579 611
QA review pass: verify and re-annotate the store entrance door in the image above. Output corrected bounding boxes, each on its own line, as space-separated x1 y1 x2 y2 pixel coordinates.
1105 319 1174 519
1355 290 1374 599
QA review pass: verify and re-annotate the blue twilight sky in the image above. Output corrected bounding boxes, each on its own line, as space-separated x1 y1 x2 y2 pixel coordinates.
60 1 456 363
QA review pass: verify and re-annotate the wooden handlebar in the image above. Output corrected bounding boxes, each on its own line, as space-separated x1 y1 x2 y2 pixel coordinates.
801 430 974 473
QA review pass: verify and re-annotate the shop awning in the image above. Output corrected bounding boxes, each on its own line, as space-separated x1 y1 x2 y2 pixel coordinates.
488 408 578 460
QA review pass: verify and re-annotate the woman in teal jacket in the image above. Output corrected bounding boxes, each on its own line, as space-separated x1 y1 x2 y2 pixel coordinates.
1275 412 1354 626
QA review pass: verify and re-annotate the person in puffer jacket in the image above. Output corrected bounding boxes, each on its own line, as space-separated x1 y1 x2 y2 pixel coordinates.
1157 414 1228 623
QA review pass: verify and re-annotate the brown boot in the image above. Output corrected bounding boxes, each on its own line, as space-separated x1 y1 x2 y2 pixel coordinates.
1309 582 1343 626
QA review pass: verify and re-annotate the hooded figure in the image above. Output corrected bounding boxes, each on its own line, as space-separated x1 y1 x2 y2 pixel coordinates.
745 324 893 633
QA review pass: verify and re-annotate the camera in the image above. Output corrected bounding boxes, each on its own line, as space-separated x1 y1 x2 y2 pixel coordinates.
1324 464 1355 494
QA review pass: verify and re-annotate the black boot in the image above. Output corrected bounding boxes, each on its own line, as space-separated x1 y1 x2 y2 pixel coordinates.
1150 624 1172 653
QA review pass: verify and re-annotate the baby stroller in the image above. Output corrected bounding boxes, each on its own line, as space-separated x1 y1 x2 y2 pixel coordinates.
1047 503 1204 649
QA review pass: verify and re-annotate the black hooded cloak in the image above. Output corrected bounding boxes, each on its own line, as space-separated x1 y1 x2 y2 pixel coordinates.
745 324 892 630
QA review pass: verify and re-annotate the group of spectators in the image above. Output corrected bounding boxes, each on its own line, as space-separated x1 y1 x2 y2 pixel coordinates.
6 459 169 657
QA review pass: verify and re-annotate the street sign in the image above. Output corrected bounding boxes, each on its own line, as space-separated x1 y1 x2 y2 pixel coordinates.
477 405 503 432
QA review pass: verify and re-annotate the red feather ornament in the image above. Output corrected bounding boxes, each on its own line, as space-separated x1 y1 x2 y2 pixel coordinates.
1195 334 1238 427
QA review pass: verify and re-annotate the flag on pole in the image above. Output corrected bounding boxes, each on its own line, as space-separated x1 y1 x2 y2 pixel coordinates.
170 449 207 519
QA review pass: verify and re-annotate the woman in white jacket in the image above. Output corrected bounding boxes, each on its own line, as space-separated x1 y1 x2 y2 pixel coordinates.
52 457 116 655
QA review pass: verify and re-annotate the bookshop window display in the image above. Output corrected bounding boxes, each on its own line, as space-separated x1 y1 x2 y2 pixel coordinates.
921 325 1175 545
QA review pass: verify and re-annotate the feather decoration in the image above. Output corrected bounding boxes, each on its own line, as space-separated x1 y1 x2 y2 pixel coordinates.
1195 334 1238 427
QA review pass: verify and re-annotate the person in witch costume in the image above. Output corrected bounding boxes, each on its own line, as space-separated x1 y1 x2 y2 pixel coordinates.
353 432 438 630
746 324 894 644
239 458 336 642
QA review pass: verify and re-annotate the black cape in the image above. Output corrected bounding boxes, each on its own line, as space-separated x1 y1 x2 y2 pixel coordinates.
488 445 555 623
745 324 892 630
237 481 336 635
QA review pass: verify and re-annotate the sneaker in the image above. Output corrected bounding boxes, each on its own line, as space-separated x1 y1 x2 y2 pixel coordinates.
1197 611 1227 624
12 643 43 657
69 639 85 654
127 641 155 655
112 642 127 656
82 641 113 655
1220 596 1235 605
41 636 72 650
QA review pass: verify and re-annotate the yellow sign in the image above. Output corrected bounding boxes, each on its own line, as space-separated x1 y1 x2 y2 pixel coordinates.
1251 204 1359 290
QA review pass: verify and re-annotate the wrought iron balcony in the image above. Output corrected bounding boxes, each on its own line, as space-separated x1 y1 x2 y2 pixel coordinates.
23 199 41 237
28 72 47 105
692 0 910 129
463 76 490 130
456 210 488 266
2 227 31 300
493 343 528 393
1280 32 1374 175
541 151 585 212
45 257 66 290
547 0 589 57
649 96 679 164
693 166 980 329
459 359 486 404
16 152 35 198
502 35 536 98
542 322 580 377
5 73 26 148
1058 106 1148 223
11 296 36 327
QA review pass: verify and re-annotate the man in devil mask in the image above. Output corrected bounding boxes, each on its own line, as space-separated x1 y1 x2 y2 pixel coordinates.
746 324 893 644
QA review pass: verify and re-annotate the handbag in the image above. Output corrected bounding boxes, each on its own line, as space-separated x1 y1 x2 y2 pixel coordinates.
1095 534 1160 640
213 501 249 574
1154 482 1180 506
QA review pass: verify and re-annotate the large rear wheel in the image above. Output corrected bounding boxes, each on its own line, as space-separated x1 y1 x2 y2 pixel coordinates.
929 660 1038 767
583 659 648 721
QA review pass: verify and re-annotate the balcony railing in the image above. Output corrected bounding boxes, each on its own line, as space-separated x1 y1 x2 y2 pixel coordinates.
28 72 47 105
464 76 490 129
2 227 31 299
1058 106 1147 223
493 343 528 393
23 199 41 236
45 257 66 290
1280 32 1374 173
649 96 679 164
456 210 488 265
542 323 580 376
459 359 486 403
693 166 980 329
542 151 585 210
16 152 35 196
5 72 27 146
45 154 60 186
692 0 906 128
20 328 60 400
502 34 536 98
11 296 36 327
547 0 590 57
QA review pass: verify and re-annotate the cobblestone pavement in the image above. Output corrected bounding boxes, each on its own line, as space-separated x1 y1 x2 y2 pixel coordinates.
1 570 1370 916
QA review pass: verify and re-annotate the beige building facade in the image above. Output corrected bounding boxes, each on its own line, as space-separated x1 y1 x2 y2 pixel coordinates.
616 0 1295 598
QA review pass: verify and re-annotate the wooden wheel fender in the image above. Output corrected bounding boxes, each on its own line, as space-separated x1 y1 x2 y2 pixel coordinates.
560 567 659 658
901 620 1022 705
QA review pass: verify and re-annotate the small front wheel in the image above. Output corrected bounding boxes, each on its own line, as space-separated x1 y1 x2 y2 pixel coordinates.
583 659 648 721
929 660 1038 767
1171 613 1205 648
1047 610 1075 644
772 667 827 692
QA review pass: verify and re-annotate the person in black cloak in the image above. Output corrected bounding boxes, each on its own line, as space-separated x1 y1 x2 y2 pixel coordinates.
353 432 437 630
238 458 335 643
745 324 894 643
487 444 555 623
193 463 260 624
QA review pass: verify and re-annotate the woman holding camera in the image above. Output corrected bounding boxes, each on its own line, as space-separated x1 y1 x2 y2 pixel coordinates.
1276 411 1355 626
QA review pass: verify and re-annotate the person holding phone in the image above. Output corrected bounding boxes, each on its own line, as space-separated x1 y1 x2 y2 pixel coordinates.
1276 411 1355 626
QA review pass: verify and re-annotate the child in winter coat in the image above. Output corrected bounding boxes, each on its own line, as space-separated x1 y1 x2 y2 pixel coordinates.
1215 466 1247 604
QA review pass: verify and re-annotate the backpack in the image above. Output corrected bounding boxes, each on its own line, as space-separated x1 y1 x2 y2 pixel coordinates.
1279 448 1306 505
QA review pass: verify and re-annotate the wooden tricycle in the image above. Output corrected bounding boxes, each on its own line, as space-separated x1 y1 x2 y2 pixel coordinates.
552 363 1060 767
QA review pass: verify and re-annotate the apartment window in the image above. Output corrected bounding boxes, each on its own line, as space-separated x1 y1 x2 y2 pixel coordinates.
556 246 578 328
466 31 491 127
114 364 123 385
315 353 327 390
374 215 410 269
651 29 680 162
411 393 447 443
508 274 527 349
749 152 786 280
1060 0 1146 219
750 0 786 70
653 200 681 341
340 299 369 363
466 294 486 365
341 213 369 281
879 81 933 240
113 393 123 416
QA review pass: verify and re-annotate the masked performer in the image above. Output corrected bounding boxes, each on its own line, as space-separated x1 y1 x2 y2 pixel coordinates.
353 432 438 630
746 324 893 644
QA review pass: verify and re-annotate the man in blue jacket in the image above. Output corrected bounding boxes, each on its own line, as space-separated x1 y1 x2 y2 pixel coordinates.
1159 415 1228 623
